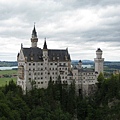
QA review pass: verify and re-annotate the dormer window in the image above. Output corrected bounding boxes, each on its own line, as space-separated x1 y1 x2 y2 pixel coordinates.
57 56 59 60
53 57 55 60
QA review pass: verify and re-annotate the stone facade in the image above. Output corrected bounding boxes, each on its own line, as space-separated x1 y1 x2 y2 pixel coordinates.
17 26 104 96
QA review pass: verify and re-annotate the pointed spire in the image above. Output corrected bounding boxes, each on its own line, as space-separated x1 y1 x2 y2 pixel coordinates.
43 38 47 49
21 43 23 49
32 23 37 38
31 23 38 47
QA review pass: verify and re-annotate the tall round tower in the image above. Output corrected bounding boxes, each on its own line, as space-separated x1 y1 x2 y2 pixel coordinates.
94 48 104 75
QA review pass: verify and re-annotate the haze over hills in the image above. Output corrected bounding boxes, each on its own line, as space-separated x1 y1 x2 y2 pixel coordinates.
0 60 120 70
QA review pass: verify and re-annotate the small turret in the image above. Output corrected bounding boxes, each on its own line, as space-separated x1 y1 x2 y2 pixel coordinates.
96 48 102 59
21 43 23 49
78 60 82 69
43 38 47 50
31 24 38 47
43 38 48 59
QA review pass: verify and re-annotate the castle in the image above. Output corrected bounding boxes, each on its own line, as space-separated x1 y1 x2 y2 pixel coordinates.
17 26 104 96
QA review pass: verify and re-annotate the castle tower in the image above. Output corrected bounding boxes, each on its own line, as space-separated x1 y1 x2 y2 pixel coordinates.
31 25 38 47
78 60 82 69
42 38 49 80
94 48 104 75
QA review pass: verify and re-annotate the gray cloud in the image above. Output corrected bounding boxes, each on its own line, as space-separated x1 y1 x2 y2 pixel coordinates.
0 0 120 61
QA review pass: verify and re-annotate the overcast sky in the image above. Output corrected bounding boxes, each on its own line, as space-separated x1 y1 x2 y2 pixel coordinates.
0 0 120 61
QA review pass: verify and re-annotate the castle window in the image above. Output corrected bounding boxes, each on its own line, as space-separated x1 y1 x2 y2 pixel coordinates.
56 68 57 70
41 63 43 65
33 63 35 65
41 68 43 70
50 63 53 65
55 63 57 65
53 68 54 70
29 63 31 65
41 73 43 75
29 73 31 75
41 82 43 84
38 82 40 84
29 78 31 80
29 68 31 71
33 68 35 71
41 77 43 79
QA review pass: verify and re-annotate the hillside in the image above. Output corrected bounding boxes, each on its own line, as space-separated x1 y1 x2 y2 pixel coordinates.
0 74 120 119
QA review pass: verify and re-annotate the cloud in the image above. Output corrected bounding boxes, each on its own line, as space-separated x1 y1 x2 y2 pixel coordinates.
0 0 120 61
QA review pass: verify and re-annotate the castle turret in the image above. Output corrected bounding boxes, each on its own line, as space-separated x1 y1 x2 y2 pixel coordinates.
94 48 104 75
31 25 38 47
78 60 82 69
43 38 47 50
43 38 49 80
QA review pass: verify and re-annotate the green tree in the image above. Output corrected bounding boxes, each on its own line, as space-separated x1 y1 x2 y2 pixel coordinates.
97 72 104 83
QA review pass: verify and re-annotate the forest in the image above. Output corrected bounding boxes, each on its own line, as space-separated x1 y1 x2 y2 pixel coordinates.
0 73 120 120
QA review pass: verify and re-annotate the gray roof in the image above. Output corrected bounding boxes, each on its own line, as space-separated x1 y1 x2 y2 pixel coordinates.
32 25 37 38
48 49 70 61
96 48 102 52
78 68 95 72
43 40 47 49
21 47 71 62
23 47 43 62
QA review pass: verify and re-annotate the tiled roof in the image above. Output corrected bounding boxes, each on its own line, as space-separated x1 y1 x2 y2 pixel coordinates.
48 49 71 61
22 47 71 62
23 47 43 62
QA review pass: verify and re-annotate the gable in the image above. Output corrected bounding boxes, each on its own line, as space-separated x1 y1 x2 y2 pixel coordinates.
18 49 25 61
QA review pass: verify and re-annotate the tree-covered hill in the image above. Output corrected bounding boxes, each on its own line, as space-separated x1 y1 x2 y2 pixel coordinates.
0 61 17 67
0 74 120 120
